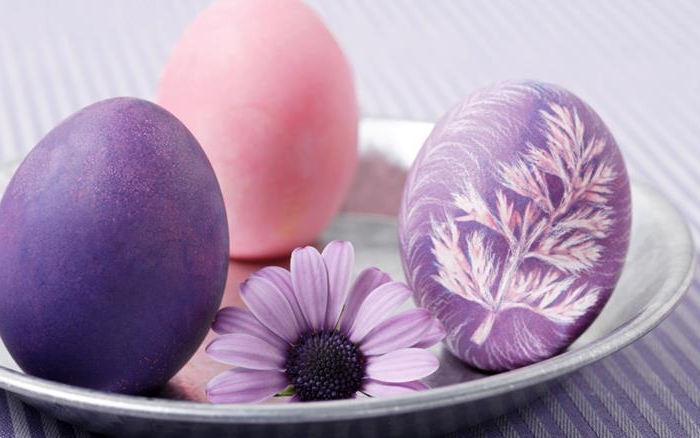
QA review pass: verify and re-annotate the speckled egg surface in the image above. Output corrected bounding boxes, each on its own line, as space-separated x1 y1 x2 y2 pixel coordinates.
0 98 229 394
157 0 358 259
399 82 631 372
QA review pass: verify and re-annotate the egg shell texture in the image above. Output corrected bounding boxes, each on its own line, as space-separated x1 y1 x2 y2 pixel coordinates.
399 82 631 371
157 0 358 259
0 98 229 394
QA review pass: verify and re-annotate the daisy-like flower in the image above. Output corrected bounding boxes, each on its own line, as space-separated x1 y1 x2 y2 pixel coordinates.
206 240 445 403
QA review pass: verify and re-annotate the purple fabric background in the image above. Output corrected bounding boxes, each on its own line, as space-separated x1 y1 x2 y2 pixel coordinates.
0 1 699 436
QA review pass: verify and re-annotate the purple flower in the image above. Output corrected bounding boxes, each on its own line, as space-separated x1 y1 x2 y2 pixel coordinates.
205 240 445 403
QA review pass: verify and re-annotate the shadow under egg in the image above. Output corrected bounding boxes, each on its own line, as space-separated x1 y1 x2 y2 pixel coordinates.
159 257 288 402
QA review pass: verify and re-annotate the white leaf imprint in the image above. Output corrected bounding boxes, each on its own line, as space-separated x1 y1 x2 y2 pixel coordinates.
430 101 617 347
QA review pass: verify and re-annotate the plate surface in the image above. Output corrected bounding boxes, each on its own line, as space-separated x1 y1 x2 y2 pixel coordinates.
0 120 693 437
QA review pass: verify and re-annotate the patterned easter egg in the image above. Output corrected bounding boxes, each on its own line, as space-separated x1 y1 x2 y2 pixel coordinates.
398 82 631 371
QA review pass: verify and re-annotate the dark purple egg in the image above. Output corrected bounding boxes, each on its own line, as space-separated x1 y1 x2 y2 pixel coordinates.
399 82 631 372
0 98 229 394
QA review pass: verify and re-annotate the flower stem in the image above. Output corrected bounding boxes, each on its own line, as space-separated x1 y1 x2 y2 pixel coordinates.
275 385 295 397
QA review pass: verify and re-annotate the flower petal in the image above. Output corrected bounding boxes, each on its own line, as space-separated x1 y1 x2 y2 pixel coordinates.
290 246 329 330
252 266 307 332
207 369 288 404
322 241 354 329
206 333 286 370
254 266 293 291
347 281 412 343
359 309 433 356
212 307 243 334
412 316 446 349
365 348 439 383
240 275 300 343
362 379 429 397
211 307 287 350
339 268 392 332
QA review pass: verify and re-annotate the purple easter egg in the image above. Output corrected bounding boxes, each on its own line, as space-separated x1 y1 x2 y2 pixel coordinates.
399 82 631 372
0 98 229 394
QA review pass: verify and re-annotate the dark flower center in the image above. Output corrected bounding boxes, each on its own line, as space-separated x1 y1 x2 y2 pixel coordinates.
285 329 365 401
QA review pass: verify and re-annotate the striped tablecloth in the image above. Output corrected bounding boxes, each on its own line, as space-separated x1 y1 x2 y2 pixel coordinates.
1 1 699 436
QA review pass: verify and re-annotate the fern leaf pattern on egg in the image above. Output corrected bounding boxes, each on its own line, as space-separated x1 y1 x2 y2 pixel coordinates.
399 82 631 371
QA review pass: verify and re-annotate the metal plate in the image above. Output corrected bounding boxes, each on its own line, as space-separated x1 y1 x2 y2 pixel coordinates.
0 120 693 437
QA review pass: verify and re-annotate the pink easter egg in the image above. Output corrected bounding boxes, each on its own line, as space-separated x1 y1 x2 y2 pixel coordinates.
158 0 358 259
